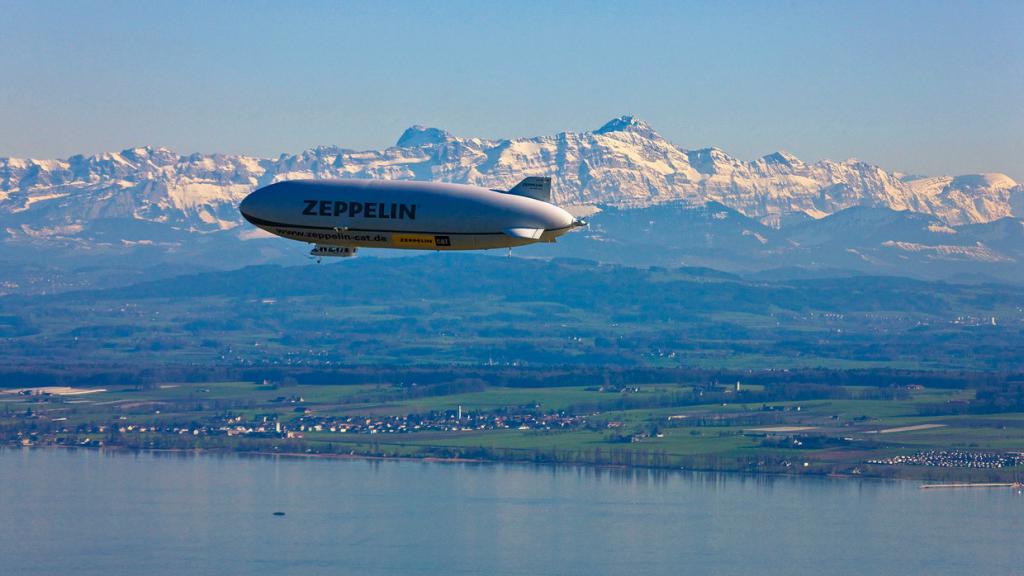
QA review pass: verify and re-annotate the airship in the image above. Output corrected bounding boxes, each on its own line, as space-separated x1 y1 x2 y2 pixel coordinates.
239 177 584 258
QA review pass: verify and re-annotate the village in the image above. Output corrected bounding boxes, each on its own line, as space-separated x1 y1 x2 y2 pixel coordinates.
8 403 589 447
264 408 587 438
867 450 1024 469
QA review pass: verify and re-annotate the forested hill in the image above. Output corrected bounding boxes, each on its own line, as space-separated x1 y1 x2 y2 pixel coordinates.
2 255 1022 379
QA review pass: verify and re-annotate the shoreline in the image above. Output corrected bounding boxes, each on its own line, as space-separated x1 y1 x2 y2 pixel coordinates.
9 443 1016 486
920 482 1023 490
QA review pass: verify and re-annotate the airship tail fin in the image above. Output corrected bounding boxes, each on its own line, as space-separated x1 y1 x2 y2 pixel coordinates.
507 177 552 203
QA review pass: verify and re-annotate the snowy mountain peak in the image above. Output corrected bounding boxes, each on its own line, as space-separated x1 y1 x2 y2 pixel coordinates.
761 151 803 168
396 125 452 148
594 115 658 137
951 173 1018 190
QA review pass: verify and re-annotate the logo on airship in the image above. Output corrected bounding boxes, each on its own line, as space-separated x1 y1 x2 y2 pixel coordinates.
301 200 417 220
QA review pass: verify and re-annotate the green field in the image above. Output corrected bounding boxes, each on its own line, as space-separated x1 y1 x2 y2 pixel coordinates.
4 379 1022 481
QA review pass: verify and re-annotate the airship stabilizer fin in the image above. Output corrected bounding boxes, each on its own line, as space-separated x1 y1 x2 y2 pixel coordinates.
503 227 545 240
507 177 551 202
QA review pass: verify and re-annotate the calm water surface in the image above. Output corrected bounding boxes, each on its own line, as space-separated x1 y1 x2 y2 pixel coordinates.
1 448 1021 575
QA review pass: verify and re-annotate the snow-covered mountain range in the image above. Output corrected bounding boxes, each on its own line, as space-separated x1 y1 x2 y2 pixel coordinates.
2 116 1021 244
1 116 1022 293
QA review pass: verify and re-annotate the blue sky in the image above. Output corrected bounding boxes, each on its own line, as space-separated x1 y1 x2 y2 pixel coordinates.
1 0 1021 178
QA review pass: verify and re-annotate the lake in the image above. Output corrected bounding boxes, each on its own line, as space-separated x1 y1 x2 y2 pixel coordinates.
1 448 1021 575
